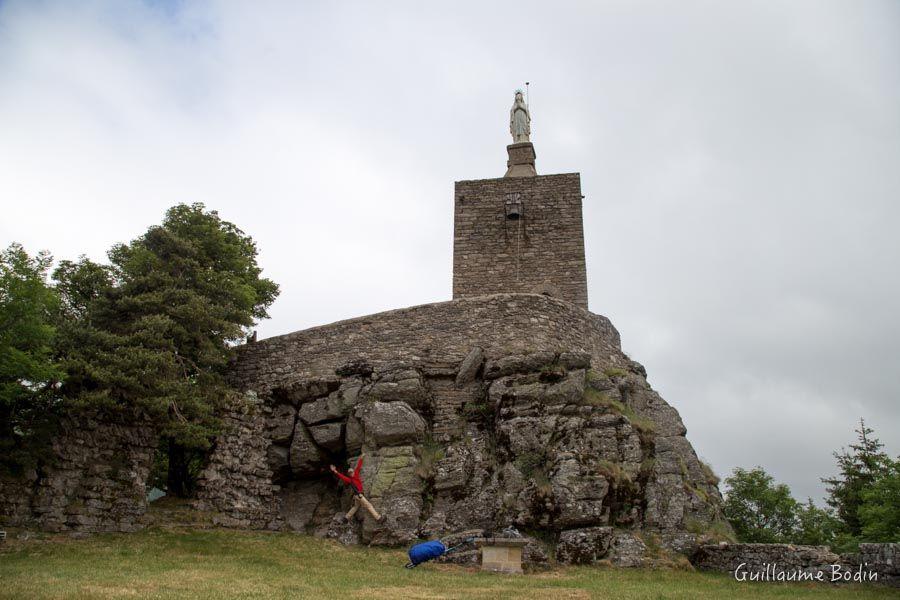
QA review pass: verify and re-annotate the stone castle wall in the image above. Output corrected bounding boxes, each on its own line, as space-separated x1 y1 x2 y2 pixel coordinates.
0 411 157 533
453 174 588 309
230 293 618 395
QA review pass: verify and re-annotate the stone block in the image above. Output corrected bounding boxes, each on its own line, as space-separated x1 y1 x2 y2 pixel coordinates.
476 538 528 574
365 370 429 408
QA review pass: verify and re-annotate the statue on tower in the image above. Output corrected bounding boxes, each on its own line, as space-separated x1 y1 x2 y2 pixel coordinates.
509 90 531 143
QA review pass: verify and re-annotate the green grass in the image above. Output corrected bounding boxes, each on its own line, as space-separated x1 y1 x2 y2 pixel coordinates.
684 518 735 544
602 367 629 379
582 387 623 411
0 529 893 599
597 459 632 486
699 461 721 486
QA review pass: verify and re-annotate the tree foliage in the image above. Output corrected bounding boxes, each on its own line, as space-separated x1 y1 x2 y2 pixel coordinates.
0 243 64 474
725 420 899 550
818 419 899 550
794 498 839 546
55 203 279 494
822 418 891 539
723 466 799 543
859 457 900 542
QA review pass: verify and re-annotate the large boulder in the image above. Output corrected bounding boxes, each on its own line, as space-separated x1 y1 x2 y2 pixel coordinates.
289 422 326 475
325 513 360 546
358 401 426 447
280 480 339 534
484 351 557 380
455 347 484 387
299 385 362 425
359 445 424 545
266 444 290 479
557 526 614 565
275 377 341 406
299 395 343 425
551 457 610 529
608 531 649 567
345 415 364 455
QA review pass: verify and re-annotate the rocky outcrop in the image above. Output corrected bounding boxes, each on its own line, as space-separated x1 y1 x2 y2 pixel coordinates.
557 526 614 564
200 327 730 565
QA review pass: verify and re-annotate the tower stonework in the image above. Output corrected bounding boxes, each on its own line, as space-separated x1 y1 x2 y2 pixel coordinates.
452 147 588 309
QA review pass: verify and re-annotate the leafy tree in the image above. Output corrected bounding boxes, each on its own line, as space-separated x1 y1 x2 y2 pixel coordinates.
53 257 113 321
55 204 279 495
794 498 839 546
0 243 64 474
725 420 897 551
821 418 890 538
858 456 900 542
723 466 798 543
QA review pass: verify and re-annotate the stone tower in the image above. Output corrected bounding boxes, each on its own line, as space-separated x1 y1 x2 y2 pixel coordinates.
452 97 588 309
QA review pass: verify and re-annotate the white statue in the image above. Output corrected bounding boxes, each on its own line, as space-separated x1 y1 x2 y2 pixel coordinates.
509 90 531 143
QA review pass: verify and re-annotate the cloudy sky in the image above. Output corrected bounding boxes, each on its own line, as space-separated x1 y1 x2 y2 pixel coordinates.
2 0 898 502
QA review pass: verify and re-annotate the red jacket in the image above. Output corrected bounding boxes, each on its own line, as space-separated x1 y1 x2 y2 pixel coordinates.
334 457 363 494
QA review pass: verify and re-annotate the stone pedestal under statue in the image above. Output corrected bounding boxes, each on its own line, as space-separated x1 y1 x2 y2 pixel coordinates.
504 142 537 177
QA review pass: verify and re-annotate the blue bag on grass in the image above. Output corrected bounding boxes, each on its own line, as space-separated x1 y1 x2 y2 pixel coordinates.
408 540 447 566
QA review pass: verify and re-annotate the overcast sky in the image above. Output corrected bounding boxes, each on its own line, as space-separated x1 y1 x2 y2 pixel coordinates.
1 0 898 503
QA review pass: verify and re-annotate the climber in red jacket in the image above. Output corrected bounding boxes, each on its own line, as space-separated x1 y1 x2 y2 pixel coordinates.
330 458 382 521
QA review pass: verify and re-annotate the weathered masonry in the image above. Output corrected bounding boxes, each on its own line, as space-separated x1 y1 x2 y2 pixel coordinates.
452 141 588 309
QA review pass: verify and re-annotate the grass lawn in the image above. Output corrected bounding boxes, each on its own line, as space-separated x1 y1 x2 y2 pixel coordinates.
0 528 894 599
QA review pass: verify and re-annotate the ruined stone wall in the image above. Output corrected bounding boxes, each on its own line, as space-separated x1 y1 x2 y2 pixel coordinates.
193 394 283 530
0 411 157 533
693 543 844 580
693 542 899 587
231 294 618 395
854 544 900 587
453 174 588 309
